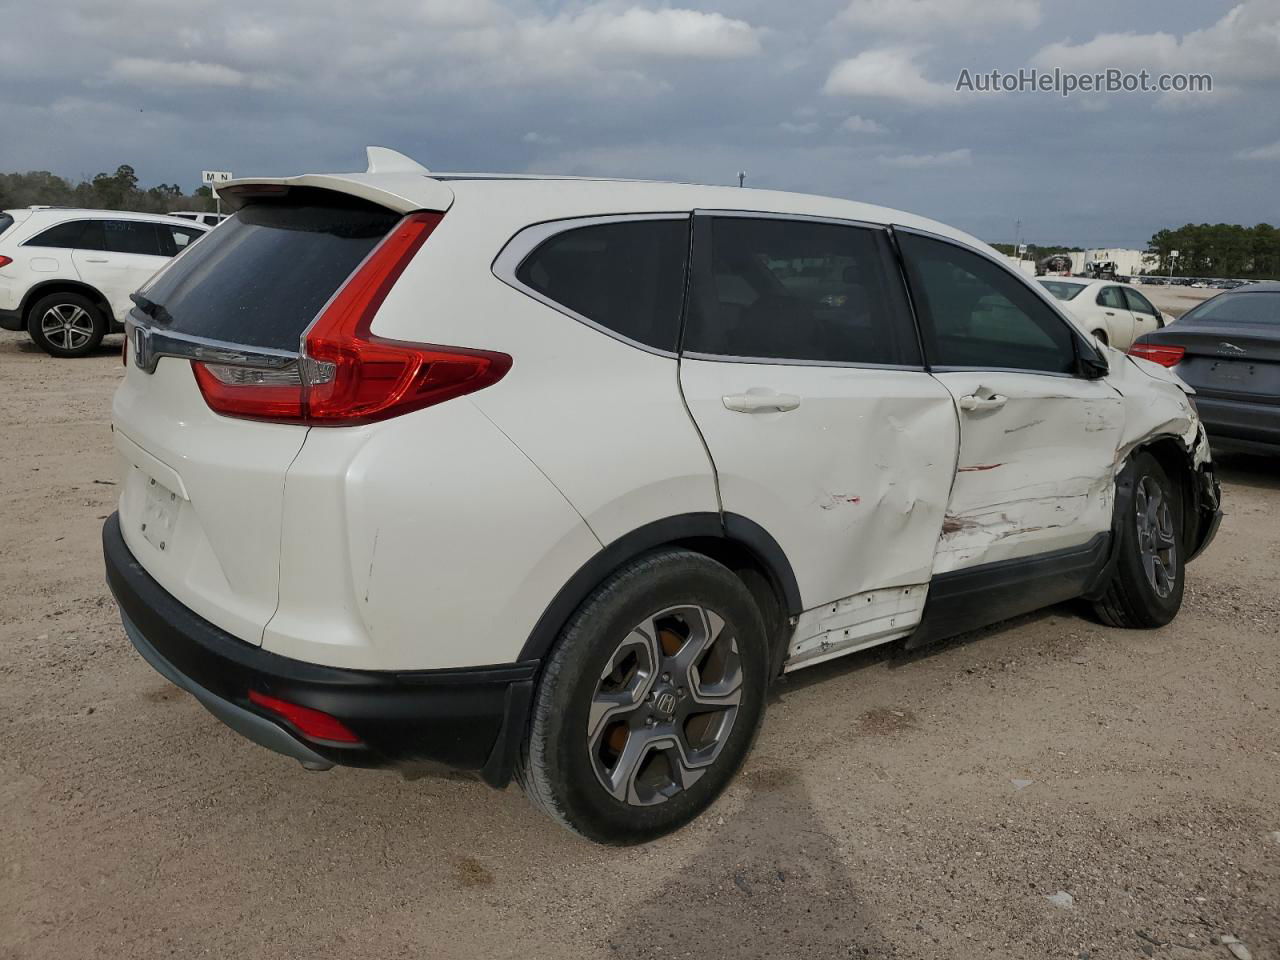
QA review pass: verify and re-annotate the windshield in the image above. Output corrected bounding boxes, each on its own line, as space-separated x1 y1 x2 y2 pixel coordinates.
1180 291 1278 326
137 189 399 351
1038 280 1087 301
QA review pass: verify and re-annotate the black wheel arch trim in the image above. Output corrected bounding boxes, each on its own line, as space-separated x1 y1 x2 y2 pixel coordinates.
20 279 115 327
518 511 802 664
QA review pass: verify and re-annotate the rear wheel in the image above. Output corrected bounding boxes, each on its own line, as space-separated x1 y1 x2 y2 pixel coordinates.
28 292 107 358
517 549 769 844
1093 451 1184 627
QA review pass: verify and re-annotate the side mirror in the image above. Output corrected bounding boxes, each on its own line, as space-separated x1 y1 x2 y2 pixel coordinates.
1077 347 1109 380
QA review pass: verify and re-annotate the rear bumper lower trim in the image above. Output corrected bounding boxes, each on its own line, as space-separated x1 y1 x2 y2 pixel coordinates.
103 512 537 785
0 307 22 331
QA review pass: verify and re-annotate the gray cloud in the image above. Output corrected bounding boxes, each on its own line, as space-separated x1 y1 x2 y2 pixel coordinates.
1 0 1277 248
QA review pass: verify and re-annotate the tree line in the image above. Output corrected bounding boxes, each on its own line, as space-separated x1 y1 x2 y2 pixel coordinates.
0 165 216 215
1147 223 1279 279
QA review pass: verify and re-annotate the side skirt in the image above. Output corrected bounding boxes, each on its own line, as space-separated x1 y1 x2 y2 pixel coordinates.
904 532 1111 650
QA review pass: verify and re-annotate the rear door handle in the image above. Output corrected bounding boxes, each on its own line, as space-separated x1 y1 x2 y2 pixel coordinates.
722 392 802 414
83 258 109 263
958 394 1007 413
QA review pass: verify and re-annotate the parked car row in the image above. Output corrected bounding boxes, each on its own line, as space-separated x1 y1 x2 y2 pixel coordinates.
0 207 210 356
102 148 1221 844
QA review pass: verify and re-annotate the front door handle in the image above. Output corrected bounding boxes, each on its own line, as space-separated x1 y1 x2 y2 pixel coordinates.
83 257 109 263
958 393 1007 413
722 392 802 414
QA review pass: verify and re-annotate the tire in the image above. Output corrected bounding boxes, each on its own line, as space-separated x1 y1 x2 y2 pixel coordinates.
517 549 769 845
1092 328 1109 347
1092 451 1184 628
27 292 107 358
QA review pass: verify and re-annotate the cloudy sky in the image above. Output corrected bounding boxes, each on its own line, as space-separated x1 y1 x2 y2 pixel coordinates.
1 0 1277 247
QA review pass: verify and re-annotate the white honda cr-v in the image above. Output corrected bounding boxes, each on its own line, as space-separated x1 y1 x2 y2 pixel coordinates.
104 148 1221 844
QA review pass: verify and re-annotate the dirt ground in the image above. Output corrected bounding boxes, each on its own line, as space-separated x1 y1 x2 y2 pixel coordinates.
1 327 1277 960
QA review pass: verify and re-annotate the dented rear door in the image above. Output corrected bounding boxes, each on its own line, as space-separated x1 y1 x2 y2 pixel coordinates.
679 213 958 612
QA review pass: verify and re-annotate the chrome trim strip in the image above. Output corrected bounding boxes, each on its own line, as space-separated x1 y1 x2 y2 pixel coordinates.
491 213 690 359
683 351 924 372
126 314 299 374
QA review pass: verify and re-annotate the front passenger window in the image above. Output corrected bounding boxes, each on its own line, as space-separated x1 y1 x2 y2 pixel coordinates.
898 232 1078 374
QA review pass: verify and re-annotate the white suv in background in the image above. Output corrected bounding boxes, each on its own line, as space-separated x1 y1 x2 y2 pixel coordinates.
103 149 1220 844
0 207 208 357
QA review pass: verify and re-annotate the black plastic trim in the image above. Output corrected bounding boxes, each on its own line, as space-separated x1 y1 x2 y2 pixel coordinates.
518 512 802 663
103 513 536 782
906 532 1111 650
0 307 21 331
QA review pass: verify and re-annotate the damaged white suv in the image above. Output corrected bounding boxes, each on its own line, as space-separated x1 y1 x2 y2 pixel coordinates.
104 149 1220 844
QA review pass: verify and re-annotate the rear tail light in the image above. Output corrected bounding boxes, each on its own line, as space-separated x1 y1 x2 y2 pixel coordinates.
1129 343 1186 367
193 211 511 425
0 255 12 269
248 690 362 745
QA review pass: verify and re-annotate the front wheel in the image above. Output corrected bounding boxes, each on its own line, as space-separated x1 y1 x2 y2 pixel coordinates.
1093 451 1184 627
28 292 107 357
517 549 769 844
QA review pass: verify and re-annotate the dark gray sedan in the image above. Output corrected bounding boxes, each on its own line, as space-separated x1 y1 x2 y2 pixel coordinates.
1131 282 1279 455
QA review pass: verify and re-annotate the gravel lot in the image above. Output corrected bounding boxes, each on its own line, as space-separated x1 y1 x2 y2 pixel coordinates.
2 326 1277 960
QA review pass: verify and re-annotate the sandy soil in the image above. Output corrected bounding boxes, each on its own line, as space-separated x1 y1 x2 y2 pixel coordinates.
2 330 1277 960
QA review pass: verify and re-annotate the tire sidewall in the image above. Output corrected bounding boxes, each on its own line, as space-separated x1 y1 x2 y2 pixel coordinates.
28 293 106 358
1115 452 1184 624
534 552 769 845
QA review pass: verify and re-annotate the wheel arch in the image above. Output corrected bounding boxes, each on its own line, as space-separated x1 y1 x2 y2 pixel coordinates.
21 280 115 330
518 512 801 674
1127 434 1207 555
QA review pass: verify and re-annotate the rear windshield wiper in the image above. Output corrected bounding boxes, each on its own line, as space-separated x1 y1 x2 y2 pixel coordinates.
130 293 174 325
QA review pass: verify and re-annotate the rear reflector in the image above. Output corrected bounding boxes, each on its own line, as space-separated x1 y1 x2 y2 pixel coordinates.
248 690 362 744
1129 343 1186 367
192 210 511 425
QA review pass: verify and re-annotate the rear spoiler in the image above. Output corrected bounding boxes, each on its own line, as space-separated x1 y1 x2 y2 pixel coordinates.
218 147 454 215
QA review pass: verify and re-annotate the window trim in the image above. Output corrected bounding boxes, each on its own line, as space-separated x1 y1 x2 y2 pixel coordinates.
892 224 1104 379
682 210 927 371
491 212 692 358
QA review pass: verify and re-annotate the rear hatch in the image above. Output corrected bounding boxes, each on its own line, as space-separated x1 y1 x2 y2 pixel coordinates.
113 187 423 645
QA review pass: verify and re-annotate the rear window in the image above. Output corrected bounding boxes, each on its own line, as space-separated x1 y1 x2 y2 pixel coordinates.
138 191 400 351
1038 280 1086 301
1180 291 1278 326
0 213 13 238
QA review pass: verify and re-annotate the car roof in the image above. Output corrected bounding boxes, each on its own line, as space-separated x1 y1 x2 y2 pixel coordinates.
221 146 997 259
20 208 210 228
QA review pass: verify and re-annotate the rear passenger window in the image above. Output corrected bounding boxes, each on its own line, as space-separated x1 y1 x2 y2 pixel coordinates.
104 220 162 256
1097 286 1125 309
898 232 1077 374
25 219 104 251
515 219 689 352
683 216 919 365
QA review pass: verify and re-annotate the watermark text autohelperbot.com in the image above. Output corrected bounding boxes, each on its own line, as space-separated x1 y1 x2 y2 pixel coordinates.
955 68 1213 98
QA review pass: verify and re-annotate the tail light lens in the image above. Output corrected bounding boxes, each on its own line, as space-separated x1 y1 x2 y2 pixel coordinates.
0 255 12 269
248 690 362 744
1129 343 1186 367
193 211 511 425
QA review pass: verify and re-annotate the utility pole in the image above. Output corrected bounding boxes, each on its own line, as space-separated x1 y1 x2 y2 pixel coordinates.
737 170 746 188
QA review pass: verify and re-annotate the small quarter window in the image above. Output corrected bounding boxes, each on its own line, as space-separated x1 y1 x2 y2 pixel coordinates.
515 219 689 352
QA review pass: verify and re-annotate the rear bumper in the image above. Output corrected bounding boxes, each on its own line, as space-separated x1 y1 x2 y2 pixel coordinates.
1195 395 1280 454
103 513 536 786
0 307 22 331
